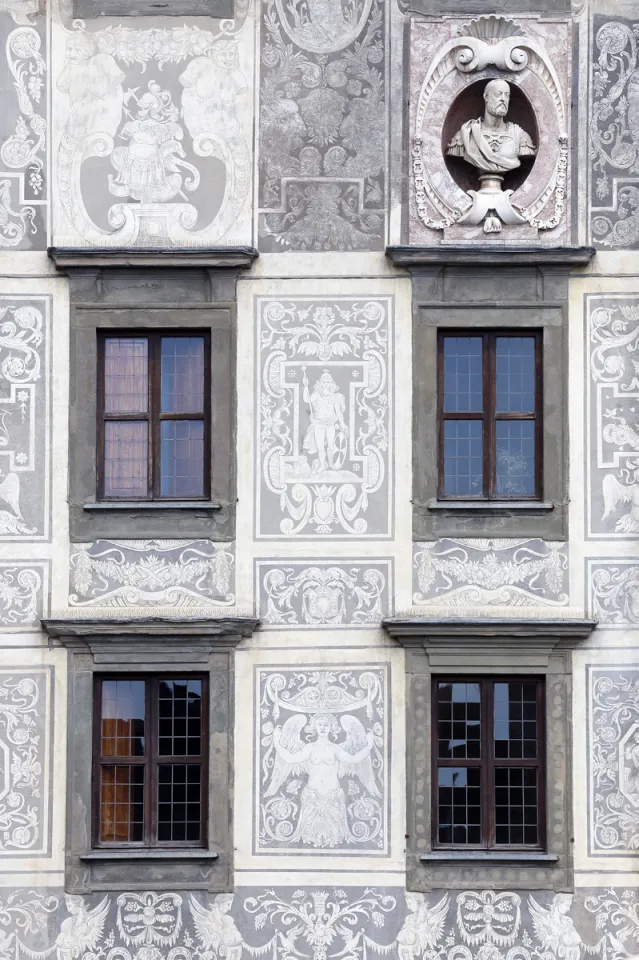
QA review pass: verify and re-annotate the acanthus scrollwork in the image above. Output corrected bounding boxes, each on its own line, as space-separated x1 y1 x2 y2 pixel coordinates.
70 540 235 608
413 539 568 607
0 675 44 852
259 561 388 626
590 670 639 852
591 19 639 248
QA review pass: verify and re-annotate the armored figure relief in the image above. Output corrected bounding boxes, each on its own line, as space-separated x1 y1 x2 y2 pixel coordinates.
57 33 124 141
109 82 199 204
266 712 378 847
446 79 536 176
302 369 348 474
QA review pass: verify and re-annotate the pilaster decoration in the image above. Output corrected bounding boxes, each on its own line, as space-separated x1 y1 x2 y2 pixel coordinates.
408 15 572 244
387 615 596 892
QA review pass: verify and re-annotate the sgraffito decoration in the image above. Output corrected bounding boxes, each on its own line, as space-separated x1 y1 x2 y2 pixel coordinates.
257 0 387 251
69 540 235 609
591 18 639 249
1 887 633 960
0 0 46 249
254 666 388 853
586 295 639 539
588 559 639 626
0 562 47 628
588 668 639 855
55 21 251 247
0 297 50 541
256 558 392 627
413 539 569 607
256 297 393 539
0 670 52 855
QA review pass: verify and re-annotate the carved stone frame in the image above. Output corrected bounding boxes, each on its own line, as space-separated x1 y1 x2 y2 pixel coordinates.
42 615 259 893
382 616 596 892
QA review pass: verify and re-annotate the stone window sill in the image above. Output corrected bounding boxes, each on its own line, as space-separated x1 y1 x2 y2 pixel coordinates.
83 500 222 512
427 499 554 512
421 852 558 862
81 849 219 861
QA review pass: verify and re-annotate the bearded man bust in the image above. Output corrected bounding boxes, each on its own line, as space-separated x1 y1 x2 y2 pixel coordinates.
446 78 536 176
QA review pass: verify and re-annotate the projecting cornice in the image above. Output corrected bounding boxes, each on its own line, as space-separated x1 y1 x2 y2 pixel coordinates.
385 245 596 268
48 246 259 270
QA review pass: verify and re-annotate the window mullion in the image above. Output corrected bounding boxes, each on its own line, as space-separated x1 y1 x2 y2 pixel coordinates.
481 680 491 849
485 334 495 499
144 679 153 847
150 335 161 500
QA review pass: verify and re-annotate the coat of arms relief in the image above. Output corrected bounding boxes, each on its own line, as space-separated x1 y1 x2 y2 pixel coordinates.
55 21 251 247
256 298 392 538
255 667 388 853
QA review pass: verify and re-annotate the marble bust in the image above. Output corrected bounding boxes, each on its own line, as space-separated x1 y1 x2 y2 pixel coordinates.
446 79 536 176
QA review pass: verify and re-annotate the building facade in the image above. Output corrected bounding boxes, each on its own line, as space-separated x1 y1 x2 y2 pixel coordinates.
0 0 638 955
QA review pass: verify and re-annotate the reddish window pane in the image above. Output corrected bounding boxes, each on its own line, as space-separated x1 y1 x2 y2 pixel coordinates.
104 421 148 498
101 680 145 757
100 765 144 843
104 338 148 414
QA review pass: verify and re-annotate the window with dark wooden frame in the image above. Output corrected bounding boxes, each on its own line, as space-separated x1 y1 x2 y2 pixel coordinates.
437 331 542 500
432 678 545 850
97 333 211 500
93 676 208 847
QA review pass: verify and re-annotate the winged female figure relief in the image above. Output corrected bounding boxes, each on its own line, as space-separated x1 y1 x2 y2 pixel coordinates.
264 711 380 848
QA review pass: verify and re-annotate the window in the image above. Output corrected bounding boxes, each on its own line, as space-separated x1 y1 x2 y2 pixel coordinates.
94 676 208 848
433 678 544 850
438 332 542 500
97 333 210 501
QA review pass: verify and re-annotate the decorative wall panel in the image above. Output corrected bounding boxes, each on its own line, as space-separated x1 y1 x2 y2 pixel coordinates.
69 540 235 608
256 0 387 251
588 559 639 626
0 667 53 856
0 560 49 628
590 17 639 249
255 297 393 539
253 665 389 854
0 887 635 960
54 17 252 248
255 558 392 627
413 539 569 607
587 667 639 855
0 296 50 541
0 1 46 249
586 294 639 538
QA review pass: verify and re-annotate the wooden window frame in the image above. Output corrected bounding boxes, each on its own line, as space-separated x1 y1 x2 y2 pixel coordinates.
437 330 543 501
92 674 209 850
431 676 546 852
96 331 212 502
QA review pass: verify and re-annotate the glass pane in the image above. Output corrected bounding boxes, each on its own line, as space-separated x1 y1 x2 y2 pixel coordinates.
104 421 148 498
494 767 538 846
494 682 537 760
495 421 535 497
160 420 204 498
443 420 483 496
443 337 483 412
101 679 145 757
437 767 481 845
496 337 535 413
100 765 144 843
158 678 203 757
161 337 205 414
104 338 148 414
437 681 481 759
157 764 201 843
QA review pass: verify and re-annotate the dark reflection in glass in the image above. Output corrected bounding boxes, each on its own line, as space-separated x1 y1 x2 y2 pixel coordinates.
437 767 481 845
494 682 537 760
157 764 201 842
158 679 203 757
495 767 538 845
437 681 481 759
